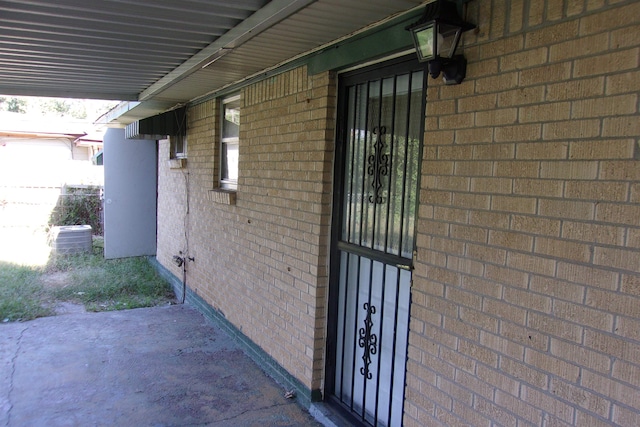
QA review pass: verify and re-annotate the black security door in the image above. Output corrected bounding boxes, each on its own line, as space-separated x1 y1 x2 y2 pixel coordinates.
327 57 426 427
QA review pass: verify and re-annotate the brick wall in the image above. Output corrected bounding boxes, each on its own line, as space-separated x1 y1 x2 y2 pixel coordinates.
156 67 336 393
156 0 639 423
406 0 640 426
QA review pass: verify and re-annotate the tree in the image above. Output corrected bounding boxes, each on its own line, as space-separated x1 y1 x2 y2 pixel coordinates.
42 99 72 117
0 95 117 120
0 97 28 113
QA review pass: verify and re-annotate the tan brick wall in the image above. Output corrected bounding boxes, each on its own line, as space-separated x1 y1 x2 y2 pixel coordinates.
156 67 336 393
156 1 639 423
407 0 640 425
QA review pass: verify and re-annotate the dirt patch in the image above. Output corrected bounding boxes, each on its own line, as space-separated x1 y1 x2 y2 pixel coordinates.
40 271 73 289
39 271 88 315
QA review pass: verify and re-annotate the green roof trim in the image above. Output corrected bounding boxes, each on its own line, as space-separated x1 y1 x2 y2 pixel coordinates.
191 7 423 106
307 8 423 75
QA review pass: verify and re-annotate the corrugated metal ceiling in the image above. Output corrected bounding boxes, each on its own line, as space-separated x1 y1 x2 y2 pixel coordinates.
0 0 425 124
0 0 270 100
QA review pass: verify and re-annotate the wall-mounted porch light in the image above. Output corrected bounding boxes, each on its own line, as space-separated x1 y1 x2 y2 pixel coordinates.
406 0 476 85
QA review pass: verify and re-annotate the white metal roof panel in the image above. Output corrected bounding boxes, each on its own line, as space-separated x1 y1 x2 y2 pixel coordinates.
0 0 425 124
0 0 269 99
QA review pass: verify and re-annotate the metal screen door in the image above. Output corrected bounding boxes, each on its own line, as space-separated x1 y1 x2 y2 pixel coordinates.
328 58 426 427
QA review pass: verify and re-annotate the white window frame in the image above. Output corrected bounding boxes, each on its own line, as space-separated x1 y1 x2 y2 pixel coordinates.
170 133 187 159
220 94 240 190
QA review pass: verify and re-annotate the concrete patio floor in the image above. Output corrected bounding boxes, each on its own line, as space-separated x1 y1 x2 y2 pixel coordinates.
0 304 323 427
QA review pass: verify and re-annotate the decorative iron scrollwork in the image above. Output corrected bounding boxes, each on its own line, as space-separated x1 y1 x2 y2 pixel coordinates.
367 126 389 204
358 302 377 380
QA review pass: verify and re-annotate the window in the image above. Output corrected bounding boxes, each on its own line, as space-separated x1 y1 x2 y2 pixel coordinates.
170 133 187 159
220 94 240 190
170 107 188 159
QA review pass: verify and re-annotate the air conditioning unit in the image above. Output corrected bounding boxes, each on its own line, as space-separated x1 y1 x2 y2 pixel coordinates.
124 107 186 140
49 225 93 254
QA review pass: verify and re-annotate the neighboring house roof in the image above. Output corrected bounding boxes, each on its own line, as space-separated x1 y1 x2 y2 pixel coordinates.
74 132 104 147
0 112 90 140
0 112 104 151
0 130 84 139
0 112 103 184
0 0 425 126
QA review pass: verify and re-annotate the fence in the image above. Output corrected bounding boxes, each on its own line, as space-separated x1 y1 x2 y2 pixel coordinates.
0 184 103 235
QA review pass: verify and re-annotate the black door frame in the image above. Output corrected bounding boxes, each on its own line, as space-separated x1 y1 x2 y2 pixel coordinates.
325 54 428 425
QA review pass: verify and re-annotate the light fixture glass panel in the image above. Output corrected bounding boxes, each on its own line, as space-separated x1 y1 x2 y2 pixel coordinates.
414 24 435 61
436 23 461 58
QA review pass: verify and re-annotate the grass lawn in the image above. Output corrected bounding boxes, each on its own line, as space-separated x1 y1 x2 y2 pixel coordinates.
0 261 52 322
1 235 175 323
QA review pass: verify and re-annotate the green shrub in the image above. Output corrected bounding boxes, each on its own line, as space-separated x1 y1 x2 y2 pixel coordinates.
49 185 103 235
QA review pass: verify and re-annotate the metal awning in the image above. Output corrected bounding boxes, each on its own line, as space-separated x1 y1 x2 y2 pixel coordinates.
0 0 425 126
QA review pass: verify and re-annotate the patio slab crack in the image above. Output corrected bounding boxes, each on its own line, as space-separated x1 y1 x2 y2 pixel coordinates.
4 326 28 427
